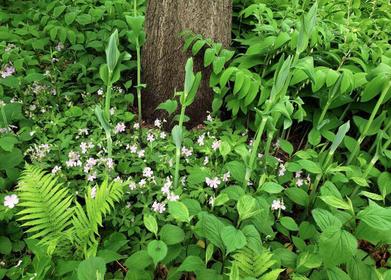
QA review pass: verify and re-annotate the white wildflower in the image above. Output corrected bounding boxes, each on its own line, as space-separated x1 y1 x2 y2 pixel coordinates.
137 149 145 158
223 171 230 182
114 122 126 134
152 201 166 214
143 167 154 178
154 119 162 128
205 177 221 189
51 165 61 174
181 146 192 157
4 194 19 209
212 140 221 151
147 133 155 142
278 164 286 177
271 199 286 211
197 134 205 146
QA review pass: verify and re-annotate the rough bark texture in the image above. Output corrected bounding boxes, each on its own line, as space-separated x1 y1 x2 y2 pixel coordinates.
142 0 232 126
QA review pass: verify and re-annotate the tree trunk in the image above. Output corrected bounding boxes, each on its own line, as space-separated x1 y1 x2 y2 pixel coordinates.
142 0 232 126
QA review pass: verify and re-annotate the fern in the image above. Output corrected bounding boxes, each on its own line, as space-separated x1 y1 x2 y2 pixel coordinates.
229 247 284 280
72 180 124 257
17 165 125 258
17 165 74 251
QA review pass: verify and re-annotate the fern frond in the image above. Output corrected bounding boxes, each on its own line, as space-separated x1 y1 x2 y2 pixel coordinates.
72 179 124 258
229 246 284 280
17 165 74 251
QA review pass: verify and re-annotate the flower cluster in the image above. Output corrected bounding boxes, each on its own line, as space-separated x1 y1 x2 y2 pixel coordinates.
66 151 82 167
27 144 51 161
271 199 286 211
1 64 16 78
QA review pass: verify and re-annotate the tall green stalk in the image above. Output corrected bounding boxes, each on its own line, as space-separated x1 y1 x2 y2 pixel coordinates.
173 103 187 189
134 0 143 143
0 104 8 128
104 76 113 121
347 82 391 164
172 58 201 189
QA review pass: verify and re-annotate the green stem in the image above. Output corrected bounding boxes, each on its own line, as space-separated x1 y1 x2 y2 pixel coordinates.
364 137 391 177
308 151 333 212
136 39 142 143
318 100 331 127
106 131 112 158
264 130 274 158
347 82 391 164
244 116 268 187
104 76 113 121
1 106 8 128
174 104 187 189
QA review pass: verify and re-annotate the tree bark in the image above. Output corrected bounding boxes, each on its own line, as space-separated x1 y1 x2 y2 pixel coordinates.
142 0 232 126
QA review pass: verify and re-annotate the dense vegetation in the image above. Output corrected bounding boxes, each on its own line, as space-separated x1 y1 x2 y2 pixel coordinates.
0 0 390 279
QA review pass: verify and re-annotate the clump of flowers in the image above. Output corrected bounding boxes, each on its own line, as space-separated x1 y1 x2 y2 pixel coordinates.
152 201 166 214
205 177 221 189
114 122 126 134
212 139 221 151
1 64 16 78
271 199 286 211
80 142 94 154
27 144 51 161
161 177 179 202
66 151 82 168
278 163 286 177
51 165 61 174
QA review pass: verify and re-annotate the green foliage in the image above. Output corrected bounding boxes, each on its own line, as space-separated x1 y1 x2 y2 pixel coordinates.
229 247 284 280
17 165 74 251
1 0 391 279
16 165 124 258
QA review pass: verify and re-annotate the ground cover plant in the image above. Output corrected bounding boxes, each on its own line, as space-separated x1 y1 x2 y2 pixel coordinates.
0 0 390 279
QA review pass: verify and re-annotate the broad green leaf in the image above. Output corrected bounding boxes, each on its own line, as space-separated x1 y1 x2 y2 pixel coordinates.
156 100 177 116
220 67 236 88
160 224 185 245
192 39 206 55
77 257 106 280
94 106 111 133
0 136 18 152
204 48 215 67
312 208 342 231
221 226 247 254
184 58 195 94
237 195 259 221
177 256 204 272
297 159 322 174
147 240 167 267
261 182 284 194
319 196 351 210
260 269 285 280
326 267 351 280
280 217 299 231
378 172 391 198
168 201 190 222
106 30 120 73
330 121 350 154
357 202 391 231
124 250 152 271
0 236 12 255
194 212 224 250
361 75 388 102
285 187 309 207
319 227 357 266
143 214 158 236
